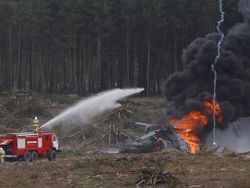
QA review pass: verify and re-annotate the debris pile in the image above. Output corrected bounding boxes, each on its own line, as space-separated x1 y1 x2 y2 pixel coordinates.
136 169 185 187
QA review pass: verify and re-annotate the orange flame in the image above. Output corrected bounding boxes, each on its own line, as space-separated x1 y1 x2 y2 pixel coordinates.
204 101 224 124
170 100 223 154
170 111 207 153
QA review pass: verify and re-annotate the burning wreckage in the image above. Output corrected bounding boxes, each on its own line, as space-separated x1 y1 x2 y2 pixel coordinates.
115 93 224 154
118 124 190 154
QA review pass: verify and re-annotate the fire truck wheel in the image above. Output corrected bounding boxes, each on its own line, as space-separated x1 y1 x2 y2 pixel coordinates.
31 151 38 161
48 149 56 161
23 151 31 162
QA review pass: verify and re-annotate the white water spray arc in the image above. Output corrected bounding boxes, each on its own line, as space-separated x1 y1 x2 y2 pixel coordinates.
211 0 225 145
40 88 144 129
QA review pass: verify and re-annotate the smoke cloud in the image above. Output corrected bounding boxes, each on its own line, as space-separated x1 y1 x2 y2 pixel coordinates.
238 0 250 23
163 0 250 152
207 117 250 152
164 0 250 125
40 88 144 129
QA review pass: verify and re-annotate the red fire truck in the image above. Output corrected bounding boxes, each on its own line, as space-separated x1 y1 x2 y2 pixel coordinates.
0 132 59 162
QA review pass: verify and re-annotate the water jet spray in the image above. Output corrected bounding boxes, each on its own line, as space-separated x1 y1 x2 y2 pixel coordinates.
40 88 144 130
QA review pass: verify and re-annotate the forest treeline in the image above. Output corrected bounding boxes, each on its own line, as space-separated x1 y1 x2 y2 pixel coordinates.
0 0 241 96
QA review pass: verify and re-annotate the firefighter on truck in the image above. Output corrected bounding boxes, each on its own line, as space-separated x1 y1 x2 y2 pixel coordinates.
32 116 39 132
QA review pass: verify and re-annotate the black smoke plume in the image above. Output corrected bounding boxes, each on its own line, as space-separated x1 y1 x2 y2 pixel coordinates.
164 0 250 127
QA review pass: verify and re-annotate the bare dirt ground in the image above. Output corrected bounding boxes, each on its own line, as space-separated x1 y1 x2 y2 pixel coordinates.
0 151 250 188
0 92 250 188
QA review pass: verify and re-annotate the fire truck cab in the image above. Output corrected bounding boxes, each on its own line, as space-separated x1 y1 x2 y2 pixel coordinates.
0 132 59 162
